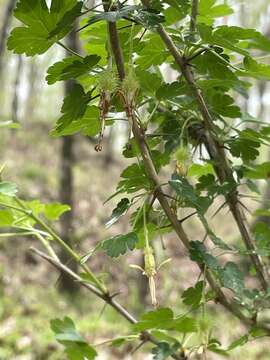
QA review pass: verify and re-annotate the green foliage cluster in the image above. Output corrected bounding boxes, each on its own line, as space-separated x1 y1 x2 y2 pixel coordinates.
2 0 270 358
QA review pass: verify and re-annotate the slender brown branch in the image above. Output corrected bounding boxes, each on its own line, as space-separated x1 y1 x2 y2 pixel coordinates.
104 8 252 327
103 1 125 80
190 0 198 35
140 0 269 292
30 247 186 360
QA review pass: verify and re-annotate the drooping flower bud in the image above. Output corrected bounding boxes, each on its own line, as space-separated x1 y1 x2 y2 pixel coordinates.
174 146 191 176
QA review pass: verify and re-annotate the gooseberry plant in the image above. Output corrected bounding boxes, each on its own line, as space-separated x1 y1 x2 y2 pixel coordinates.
3 0 270 358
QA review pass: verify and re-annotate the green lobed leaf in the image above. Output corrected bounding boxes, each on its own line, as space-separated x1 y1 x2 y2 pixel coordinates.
51 317 97 360
48 1 82 38
198 0 233 25
134 308 197 333
52 105 100 137
252 222 270 256
228 129 261 162
8 0 83 56
44 203 71 221
206 90 241 118
188 163 214 178
198 25 270 56
46 55 101 84
136 34 168 69
189 241 220 270
218 262 245 295
65 343 97 360
52 84 95 135
169 173 212 215
152 342 181 360
136 70 162 96
100 232 138 258
51 317 85 343
241 56 270 80
8 198 70 224
182 281 204 309
244 162 270 179
117 163 151 193
156 81 188 100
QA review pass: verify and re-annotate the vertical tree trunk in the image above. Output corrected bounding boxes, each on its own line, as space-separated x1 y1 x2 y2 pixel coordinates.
24 59 39 121
58 28 80 292
103 126 115 165
11 55 22 123
0 0 17 77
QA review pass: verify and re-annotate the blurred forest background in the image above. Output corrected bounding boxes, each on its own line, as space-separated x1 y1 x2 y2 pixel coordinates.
1 0 270 359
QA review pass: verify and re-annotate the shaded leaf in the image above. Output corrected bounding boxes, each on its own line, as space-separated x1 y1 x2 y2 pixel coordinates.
52 85 94 135
46 55 101 84
245 162 270 179
8 0 83 56
242 56 270 80
134 308 197 333
189 241 220 270
218 262 245 295
169 174 212 215
152 342 181 360
51 317 85 343
117 163 151 193
100 232 138 258
182 281 204 309
106 198 130 228
51 317 97 360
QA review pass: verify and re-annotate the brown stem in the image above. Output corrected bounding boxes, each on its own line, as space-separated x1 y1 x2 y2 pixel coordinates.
103 1 125 80
30 247 186 360
105 13 251 326
140 0 269 291
190 0 198 35
129 114 248 323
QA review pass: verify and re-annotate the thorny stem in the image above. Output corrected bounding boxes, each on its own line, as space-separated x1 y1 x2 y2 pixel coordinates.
102 0 267 334
31 247 186 360
140 0 269 292
104 3 253 330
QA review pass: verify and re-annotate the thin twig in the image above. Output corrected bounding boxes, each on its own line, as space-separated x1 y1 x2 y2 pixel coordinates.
30 247 186 360
0 198 106 294
57 41 83 58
